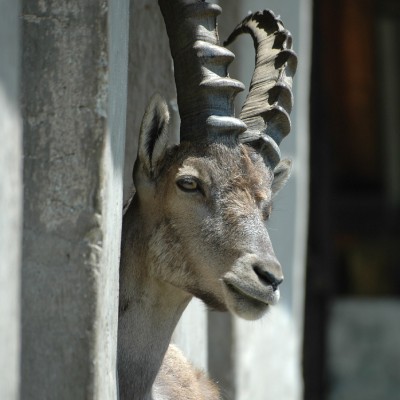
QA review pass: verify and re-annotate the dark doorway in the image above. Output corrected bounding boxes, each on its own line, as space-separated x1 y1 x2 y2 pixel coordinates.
304 0 400 399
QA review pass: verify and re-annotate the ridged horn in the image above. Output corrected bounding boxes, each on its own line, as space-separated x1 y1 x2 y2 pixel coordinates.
158 0 247 143
225 10 298 167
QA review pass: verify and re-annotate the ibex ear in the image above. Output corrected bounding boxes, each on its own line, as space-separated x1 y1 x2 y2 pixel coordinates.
137 94 170 177
271 159 292 196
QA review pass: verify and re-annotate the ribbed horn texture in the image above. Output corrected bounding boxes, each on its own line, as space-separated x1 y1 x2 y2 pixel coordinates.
225 10 297 167
158 0 247 143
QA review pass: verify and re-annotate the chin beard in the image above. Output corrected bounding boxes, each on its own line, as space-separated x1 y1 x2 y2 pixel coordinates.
187 287 228 312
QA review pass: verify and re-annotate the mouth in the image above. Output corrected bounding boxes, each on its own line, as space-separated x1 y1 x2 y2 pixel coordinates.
221 276 280 320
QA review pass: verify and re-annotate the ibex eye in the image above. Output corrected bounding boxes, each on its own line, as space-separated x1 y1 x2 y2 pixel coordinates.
176 177 199 192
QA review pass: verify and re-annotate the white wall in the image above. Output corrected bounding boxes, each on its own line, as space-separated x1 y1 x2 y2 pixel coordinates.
0 2 22 400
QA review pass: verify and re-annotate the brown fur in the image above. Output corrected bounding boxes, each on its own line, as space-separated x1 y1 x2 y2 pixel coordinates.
154 345 220 400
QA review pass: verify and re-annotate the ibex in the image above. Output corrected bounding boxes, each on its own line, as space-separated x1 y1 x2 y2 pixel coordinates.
118 1 297 399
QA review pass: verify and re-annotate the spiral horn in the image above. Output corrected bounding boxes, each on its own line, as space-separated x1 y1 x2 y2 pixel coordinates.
158 0 247 143
225 10 297 167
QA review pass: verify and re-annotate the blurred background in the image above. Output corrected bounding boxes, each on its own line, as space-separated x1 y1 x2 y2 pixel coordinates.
304 0 400 399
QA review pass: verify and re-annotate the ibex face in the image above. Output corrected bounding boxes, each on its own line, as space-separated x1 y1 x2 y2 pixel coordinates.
132 95 291 321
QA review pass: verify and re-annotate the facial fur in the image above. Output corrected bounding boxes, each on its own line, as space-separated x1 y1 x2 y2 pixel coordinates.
135 139 286 320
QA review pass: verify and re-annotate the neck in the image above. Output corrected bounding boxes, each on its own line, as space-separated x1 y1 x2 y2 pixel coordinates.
118 203 192 400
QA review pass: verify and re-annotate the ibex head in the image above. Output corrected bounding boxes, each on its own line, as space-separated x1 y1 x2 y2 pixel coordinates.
128 2 297 321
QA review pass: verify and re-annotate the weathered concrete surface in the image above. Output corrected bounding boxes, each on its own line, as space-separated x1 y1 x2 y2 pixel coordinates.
234 307 301 400
95 1 129 397
209 307 302 400
208 312 236 399
21 1 129 398
0 2 21 400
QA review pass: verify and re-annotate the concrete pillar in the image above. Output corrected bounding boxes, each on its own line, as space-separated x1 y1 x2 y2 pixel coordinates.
0 2 22 400
125 0 208 371
209 0 312 398
20 1 129 398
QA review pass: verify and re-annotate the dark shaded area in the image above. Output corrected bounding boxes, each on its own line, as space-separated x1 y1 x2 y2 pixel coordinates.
303 0 400 398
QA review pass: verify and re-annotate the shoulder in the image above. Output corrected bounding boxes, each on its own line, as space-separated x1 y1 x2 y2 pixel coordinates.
153 344 220 400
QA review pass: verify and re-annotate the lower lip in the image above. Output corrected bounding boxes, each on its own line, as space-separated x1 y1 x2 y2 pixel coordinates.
225 282 272 309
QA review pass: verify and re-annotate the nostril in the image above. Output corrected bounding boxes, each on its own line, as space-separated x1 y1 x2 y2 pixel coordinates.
253 265 283 291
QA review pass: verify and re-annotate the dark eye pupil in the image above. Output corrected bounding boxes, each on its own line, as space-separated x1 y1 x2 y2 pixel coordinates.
177 178 198 191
